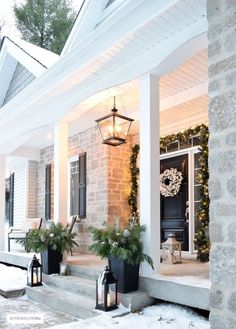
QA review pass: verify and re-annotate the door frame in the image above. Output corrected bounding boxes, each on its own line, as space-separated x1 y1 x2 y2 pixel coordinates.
160 146 200 254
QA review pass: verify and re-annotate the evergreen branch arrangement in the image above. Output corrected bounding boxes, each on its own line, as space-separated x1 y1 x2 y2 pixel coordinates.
128 144 140 219
192 125 210 262
18 222 79 253
89 219 154 269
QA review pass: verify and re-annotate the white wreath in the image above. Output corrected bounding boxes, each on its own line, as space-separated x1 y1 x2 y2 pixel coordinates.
160 168 183 197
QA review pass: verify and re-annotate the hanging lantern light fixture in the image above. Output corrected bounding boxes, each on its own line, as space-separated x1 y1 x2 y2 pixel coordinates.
95 96 134 146
27 255 43 287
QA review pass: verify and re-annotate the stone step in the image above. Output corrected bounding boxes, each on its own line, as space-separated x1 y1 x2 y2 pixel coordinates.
68 264 102 281
26 284 99 319
43 274 96 299
0 287 25 298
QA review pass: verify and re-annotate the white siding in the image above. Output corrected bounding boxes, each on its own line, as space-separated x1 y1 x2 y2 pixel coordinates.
5 159 27 251
11 159 27 228
3 63 35 105
5 159 37 251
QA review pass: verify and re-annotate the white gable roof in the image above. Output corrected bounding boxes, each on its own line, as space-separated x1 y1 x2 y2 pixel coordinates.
11 37 59 68
0 36 59 107
62 0 128 55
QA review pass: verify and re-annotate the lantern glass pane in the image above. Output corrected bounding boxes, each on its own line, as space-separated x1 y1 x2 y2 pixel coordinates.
107 283 116 306
98 285 105 306
27 269 31 285
114 116 131 140
98 117 114 140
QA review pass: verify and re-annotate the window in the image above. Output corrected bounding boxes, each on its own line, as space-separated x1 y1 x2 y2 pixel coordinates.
5 174 14 225
160 136 200 155
45 164 51 220
70 159 79 216
106 0 116 6
69 153 86 219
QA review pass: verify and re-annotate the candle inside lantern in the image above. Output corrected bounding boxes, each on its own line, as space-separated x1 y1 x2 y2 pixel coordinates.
60 263 68 276
33 273 38 284
107 293 111 307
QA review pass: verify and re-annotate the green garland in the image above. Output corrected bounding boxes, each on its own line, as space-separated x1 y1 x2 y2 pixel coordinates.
128 144 140 219
128 123 209 262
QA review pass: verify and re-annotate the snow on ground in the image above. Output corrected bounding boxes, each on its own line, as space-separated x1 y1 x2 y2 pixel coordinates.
0 264 209 329
49 303 209 329
0 263 27 291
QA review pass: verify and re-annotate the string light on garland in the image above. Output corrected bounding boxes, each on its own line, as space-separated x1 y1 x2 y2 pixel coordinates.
128 123 210 262
128 144 140 220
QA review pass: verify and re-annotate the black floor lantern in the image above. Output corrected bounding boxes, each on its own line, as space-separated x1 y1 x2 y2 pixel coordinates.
96 266 118 312
95 96 134 146
27 255 42 287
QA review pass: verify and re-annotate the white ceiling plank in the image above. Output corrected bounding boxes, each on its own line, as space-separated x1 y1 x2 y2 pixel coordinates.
160 82 208 111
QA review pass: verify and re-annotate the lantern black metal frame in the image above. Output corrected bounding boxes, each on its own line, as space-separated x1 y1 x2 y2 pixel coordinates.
27 255 43 287
95 96 134 146
95 266 118 312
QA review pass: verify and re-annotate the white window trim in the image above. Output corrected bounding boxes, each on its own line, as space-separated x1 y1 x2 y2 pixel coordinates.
67 156 79 219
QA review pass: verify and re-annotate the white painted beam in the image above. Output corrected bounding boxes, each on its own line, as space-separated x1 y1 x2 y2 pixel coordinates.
11 147 40 161
53 121 68 226
140 73 160 276
0 156 6 250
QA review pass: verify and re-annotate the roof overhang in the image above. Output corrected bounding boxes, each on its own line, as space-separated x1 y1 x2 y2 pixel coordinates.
0 0 208 155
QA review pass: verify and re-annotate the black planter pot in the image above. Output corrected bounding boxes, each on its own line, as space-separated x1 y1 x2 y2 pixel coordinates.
108 256 139 294
41 248 63 274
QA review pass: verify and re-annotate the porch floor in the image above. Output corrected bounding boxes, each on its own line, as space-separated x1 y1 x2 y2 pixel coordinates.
66 254 209 280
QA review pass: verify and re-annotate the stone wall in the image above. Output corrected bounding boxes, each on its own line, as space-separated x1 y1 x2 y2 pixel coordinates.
68 127 109 253
108 137 132 227
208 0 236 327
36 126 132 252
36 145 54 219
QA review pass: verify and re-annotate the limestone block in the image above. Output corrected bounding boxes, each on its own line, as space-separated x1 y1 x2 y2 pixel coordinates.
210 288 224 309
209 222 224 242
228 292 236 312
209 177 222 200
210 245 236 287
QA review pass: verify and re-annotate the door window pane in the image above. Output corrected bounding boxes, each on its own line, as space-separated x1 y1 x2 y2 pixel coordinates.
194 153 201 168
180 139 191 149
167 141 179 153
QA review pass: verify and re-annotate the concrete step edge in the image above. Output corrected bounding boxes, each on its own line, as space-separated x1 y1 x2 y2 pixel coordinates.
67 264 102 280
43 274 96 298
26 285 98 319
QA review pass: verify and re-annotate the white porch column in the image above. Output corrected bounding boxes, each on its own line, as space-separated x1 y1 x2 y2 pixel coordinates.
140 73 160 276
0 156 6 250
54 121 68 226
